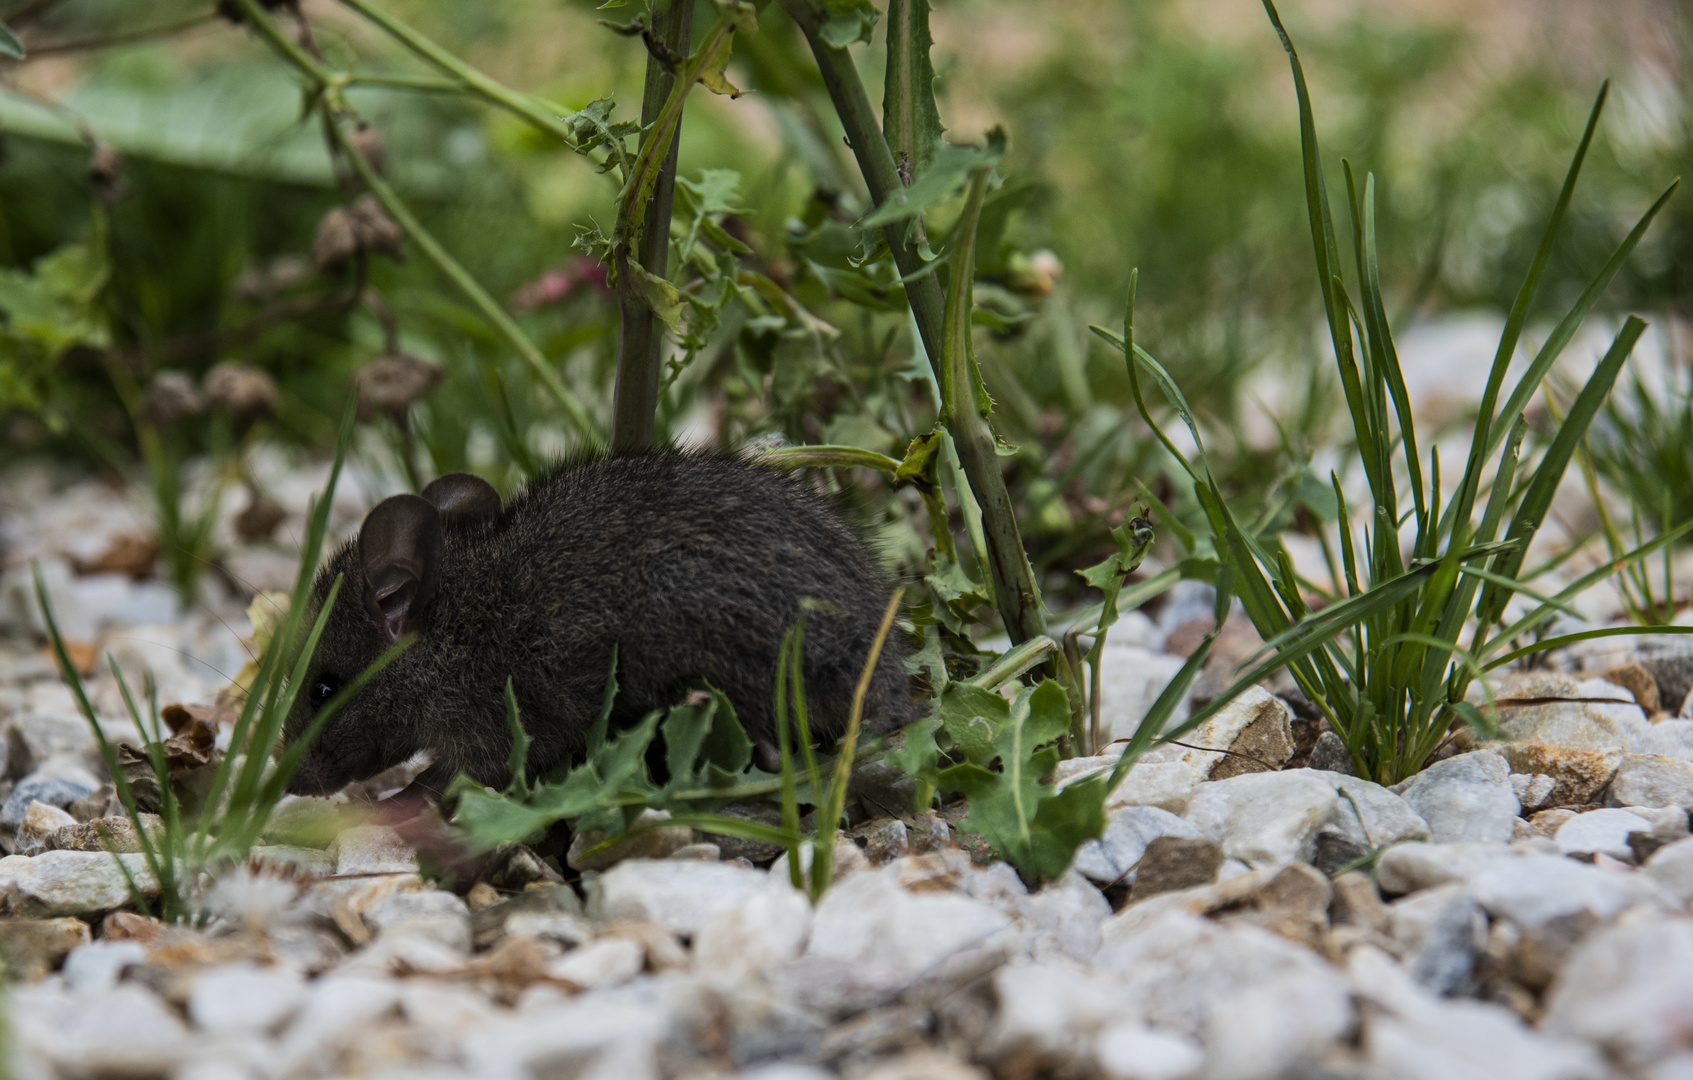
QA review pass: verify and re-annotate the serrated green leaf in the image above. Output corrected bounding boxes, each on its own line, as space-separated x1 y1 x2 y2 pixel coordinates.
0 21 24 60
860 132 1007 229
677 168 746 215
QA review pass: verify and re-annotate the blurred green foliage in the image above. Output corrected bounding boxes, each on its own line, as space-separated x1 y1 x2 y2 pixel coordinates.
0 0 1687 601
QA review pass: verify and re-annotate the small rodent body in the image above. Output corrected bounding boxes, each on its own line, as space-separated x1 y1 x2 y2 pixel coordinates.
283 450 913 797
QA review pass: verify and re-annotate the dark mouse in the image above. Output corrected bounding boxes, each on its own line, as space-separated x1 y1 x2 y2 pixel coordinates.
282 450 913 797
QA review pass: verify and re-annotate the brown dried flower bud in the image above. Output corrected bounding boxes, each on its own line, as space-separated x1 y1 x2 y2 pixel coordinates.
348 195 405 262
88 144 127 206
234 255 313 302
142 371 205 427
313 194 405 274
355 353 443 421
313 207 359 275
347 122 388 177
202 362 279 420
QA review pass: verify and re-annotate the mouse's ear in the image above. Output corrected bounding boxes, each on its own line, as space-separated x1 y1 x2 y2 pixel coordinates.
358 494 443 642
420 472 501 524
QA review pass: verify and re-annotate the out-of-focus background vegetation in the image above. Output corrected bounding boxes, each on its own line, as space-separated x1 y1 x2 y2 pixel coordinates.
1 0 1688 609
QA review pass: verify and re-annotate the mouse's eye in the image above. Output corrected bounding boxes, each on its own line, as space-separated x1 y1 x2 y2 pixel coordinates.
309 674 341 709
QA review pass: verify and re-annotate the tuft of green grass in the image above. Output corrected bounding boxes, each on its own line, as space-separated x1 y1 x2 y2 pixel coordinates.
33 400 405 923
1090 1 1688 787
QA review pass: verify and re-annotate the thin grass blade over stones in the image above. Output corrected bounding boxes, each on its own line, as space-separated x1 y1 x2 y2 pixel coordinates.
1091 2 1684 786
31 401 406 922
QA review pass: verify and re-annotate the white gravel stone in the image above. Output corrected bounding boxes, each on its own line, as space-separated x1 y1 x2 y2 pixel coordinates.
1512 772 1558 812
13 982 193 1077
1639 720 1693 760
1095 1025 1203 1080
1106 760 1203 815
1136 686 1290 780
1555 808 1656 859
460 997 668 1080
1 773 97 828
1393 884 1487 996
1642 837 1693 907
549 936 644 989
274 976 401 1079
1375 841 1524 895
0 850 160 916
1095 911 1342 1040
1493 672 1652 752
1390 750 1520 843
1468 854 1668 929
1096 643 1191 744
1349 946 1606 1080
586 858 771 937
996 869 1113 963
364 889 471 951
733 1067 835 1080
61 940 147 995
1300 769 1431 850
805 864 1012 986
14 800 76 856
990 960 1138 1066
1202 967 1354 1080
694 882 812 983
188 963 309 1033
1612 754 1693 809
1543 916 1693 1071
1073 805 1199 883
329 825 419 874
1182 770 1337 867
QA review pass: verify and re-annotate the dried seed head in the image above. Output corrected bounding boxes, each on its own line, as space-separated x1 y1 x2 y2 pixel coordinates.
313 206 360 274
87 143 127 206
348 195 405 262
348 122 387 176
355 352 443 421
234 255 313 302
202 362 279 419
313 194 405 274
143 370 205 427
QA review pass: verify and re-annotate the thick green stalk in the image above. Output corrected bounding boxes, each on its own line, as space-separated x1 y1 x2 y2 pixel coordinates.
611 0 695 453
941 170 1050 648
779 0 947 369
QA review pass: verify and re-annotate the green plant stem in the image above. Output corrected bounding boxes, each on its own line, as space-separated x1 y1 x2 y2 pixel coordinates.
336 0 578 143
782 3 1063 653
611 0 694 453
780 0 948 367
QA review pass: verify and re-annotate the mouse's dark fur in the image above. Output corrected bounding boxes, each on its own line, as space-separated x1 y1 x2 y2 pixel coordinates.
282 450 914 797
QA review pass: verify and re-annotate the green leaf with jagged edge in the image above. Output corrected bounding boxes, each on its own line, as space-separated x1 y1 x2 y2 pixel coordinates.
883 0 944 184
860 131 1007 229
1075 513 1155 631
0 20 22 59
0 240 112 359
925 678 1101 883
893 429 944 491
